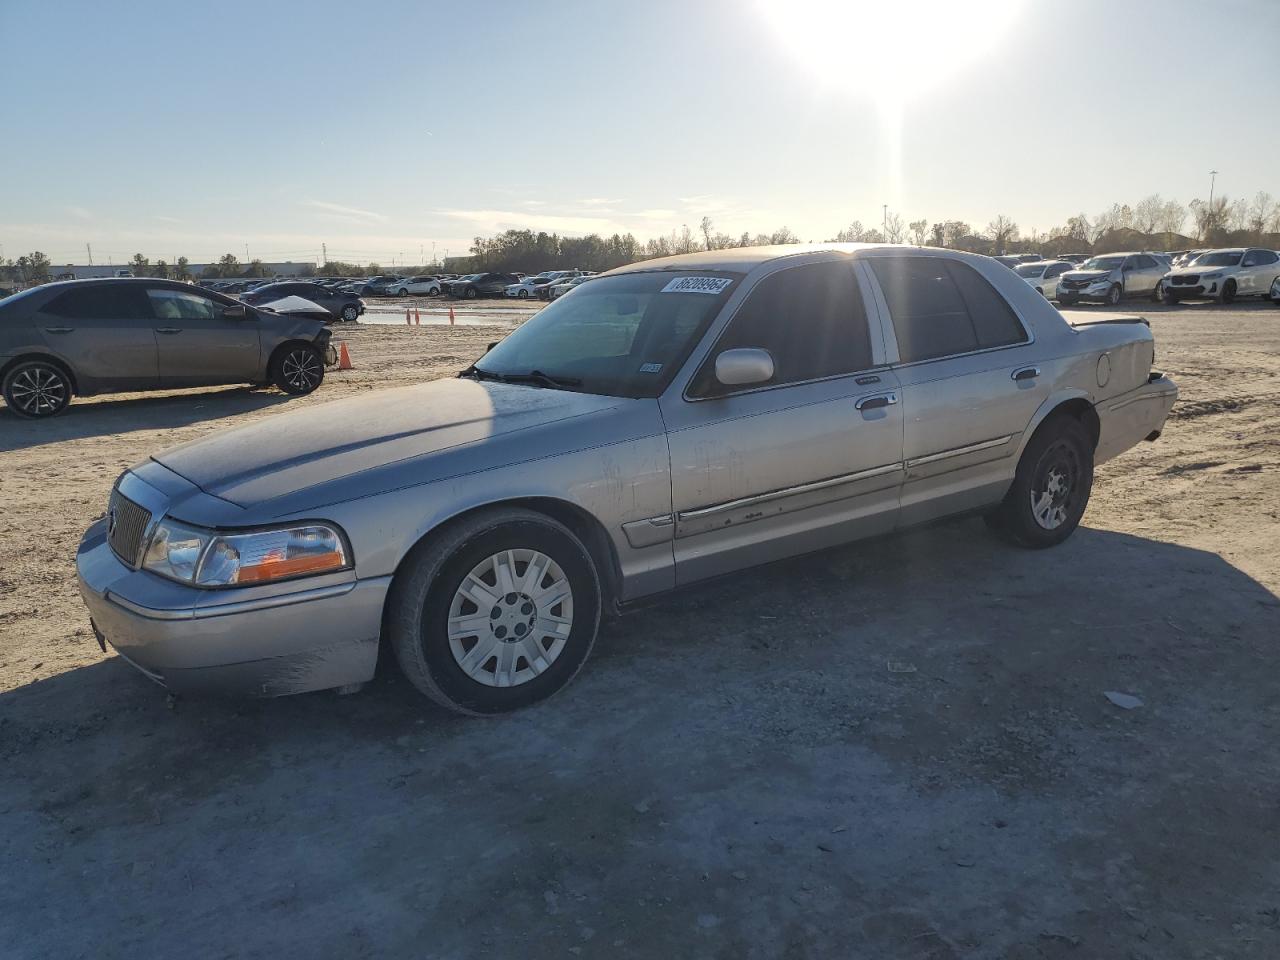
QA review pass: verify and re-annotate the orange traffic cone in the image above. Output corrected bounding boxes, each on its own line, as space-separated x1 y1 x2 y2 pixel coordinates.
448 305 456 325
337 342 353 370
405 307 411 325
415 307 420 325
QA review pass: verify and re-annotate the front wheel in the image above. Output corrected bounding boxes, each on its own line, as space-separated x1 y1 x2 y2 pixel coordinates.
1217 279 1236 304
1163 288 1180 306
465 287 478 299
2 359 73 418
1106 283 1122 306
272 344 325 395
341 304 360 322
389 508 602 715
1058 295 1076 306
1151 280 1165 303
517 289 529 298
987 416 1094 548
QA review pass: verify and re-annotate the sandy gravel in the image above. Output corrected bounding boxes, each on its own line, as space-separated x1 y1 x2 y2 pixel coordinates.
2 300 1278 959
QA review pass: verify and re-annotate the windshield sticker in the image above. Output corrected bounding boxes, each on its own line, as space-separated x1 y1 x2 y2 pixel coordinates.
638 362 663 374
660 276 733 295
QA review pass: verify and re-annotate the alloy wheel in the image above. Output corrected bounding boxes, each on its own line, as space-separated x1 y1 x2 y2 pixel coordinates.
7 364 69 417
282 349 322 391
1029 440 1081 530
447 548 574 688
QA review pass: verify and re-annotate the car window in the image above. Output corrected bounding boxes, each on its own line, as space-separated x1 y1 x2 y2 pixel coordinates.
43 285 149 319
146 288 219 321
1134 255 1156 269
1254 250 1279 266
871 257 1024 362
695 261 873 395
1047 264 1067 278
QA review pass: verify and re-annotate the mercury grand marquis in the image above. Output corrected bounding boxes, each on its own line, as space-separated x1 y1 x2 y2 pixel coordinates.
77 244 1178 714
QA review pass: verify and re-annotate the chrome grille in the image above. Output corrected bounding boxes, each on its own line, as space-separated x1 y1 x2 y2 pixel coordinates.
107 489 152 567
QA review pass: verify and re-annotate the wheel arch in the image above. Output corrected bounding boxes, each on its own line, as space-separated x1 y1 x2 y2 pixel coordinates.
0 352 81 396
379 496 624 648
266 337 322 373
1016 391 1101 463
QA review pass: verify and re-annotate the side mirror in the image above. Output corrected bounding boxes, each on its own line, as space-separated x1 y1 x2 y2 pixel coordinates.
222 304 248 319
714 348 774 387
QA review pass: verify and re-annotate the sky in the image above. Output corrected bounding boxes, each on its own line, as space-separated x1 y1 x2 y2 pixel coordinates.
2 0 1278 267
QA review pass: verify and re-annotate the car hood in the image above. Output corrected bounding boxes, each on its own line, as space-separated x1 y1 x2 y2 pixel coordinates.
1062 270 1114 282
1168 263 1236 276
152 378 627 509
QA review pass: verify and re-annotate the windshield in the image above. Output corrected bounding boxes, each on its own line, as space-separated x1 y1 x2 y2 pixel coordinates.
1195 251 1243 267
1082 256 1125 271
472 271 739 398
1014 264 1046 278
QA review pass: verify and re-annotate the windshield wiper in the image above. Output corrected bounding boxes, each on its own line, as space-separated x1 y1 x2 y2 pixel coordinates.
462 367 582 389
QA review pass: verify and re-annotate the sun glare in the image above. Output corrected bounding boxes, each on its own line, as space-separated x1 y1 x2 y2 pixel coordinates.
757 0 1024 106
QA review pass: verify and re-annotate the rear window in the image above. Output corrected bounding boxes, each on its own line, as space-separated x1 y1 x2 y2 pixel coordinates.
43 285 149 319
870 258 1026 363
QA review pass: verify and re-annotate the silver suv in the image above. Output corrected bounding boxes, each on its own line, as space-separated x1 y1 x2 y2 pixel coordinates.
1056 252 1170 306
0 278 334 418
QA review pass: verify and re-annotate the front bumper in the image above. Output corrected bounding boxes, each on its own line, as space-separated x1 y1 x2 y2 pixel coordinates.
1057 283 1113 302
76 518 388 697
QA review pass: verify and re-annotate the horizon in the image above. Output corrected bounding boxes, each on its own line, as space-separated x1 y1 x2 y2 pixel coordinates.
3 0 1278 266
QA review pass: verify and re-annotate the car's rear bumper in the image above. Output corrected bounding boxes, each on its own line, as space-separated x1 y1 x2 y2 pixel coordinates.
1095 375 1178 465
76 518 387 697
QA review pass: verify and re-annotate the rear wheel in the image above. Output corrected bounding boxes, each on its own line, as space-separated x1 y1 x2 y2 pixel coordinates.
2 359 73 418
987 416 1094 548
271 344 325 395
1217 279 1236 304
341 304 360 322
389 508 602 715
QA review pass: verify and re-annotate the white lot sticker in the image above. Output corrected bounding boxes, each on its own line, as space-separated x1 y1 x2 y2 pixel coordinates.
660 276 733 295
638 362 663 374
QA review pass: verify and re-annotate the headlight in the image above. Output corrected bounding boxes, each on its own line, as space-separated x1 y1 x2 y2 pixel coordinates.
142 520 349 587
1203 272 1223 280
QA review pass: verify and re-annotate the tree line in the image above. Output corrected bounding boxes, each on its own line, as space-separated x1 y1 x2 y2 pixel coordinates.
5 190 1279 287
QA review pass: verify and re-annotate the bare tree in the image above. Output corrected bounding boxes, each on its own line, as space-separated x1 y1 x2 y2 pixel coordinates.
908 219 929 245
1227 198 1250 233
1247 191 1276 236
699 216 714 251
832 221 867 243
930 223 946 247
1158 200 1187 236
1189 196 1230 242
884 213 905 244
941 220 972 248
1134 194 1164 235
986 214 1019 253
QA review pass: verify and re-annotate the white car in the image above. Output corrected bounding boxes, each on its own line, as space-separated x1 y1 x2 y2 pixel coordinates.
548 275 591 299
1013 260 1073 300
388 276 442 297
505 271 574 298
1162 247 1280 304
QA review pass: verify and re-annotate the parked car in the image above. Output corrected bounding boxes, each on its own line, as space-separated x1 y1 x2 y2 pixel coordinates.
1172 249 1208 268
360 276 405 296
387 276 442 297
1056 252 1168 306
1270 274 1280 307
537 271 589 300
0 278 334 418
1015 253 1042 263
1058 253 1090 265
1162 247 1280 304
240 281 365 322
74 245 1175 712
504 273 560 298
444 272 521 299
548 275 591 299
993 256 1021 270
1014 260 1073 299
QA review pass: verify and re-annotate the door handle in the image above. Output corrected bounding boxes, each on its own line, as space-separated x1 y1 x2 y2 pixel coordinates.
855 392 898 411
44 326 74 334
156 327 182 334
1011 366 1040 381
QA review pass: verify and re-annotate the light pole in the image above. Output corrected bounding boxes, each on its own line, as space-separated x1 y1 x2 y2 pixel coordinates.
1208 169 1218 209
882 204 887 243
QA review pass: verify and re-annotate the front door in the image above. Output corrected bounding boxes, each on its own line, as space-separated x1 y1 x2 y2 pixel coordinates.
145 287 261 386
661 259 904 586
865 255 1049 526
33 284 158 391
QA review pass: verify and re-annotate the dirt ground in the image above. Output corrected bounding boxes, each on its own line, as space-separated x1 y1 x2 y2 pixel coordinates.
2 300 1279 959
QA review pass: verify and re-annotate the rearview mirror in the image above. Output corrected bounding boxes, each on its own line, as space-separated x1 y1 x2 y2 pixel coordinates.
715 348 774 387
222 304 248 319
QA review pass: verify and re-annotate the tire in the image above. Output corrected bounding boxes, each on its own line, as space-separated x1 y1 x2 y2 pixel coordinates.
465 287 478 300
1106 283 1122 306
987 415 1094 549
2 359 73 418
341 304 359 322
271 344 325 395
1217 279 1236 305
1058 295 1076 306
1162 288 1180 306
388 508 602 715
517 289 529 298
1151 280 1165 303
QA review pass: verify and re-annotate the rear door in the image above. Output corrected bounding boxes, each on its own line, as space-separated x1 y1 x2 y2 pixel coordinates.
146 286 261 387
33 284 158 391
662 259 904 585
865 255 1045 525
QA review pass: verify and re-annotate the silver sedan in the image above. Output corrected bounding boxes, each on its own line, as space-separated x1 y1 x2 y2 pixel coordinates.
77 245 1177 714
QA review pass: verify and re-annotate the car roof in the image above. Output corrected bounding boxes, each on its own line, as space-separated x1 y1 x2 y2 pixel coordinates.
25 277 211 293
604 242 900 276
